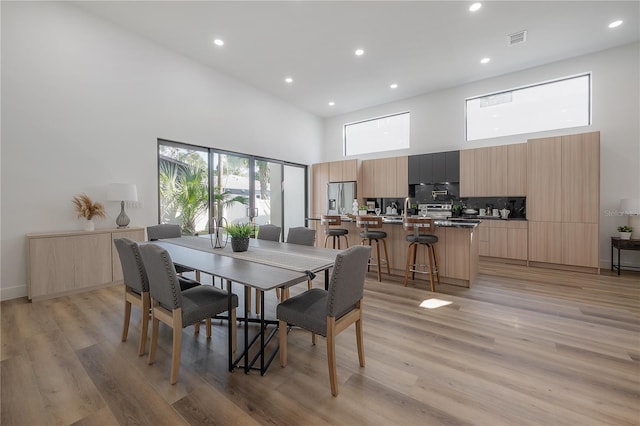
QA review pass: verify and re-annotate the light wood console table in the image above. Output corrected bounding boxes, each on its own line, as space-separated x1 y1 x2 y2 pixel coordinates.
27 227 145 301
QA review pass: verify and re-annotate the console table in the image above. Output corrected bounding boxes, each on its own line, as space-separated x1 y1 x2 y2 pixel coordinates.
610 237 640 275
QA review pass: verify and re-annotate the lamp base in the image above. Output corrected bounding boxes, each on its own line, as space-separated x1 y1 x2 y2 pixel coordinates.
116 200 130 228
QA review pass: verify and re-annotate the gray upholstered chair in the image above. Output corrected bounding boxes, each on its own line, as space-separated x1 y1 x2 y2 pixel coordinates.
114 238 151 356
146 224 200 282
284 227 317 297
286 226 316 246
257 224 281 242
139 243 238 385
114 238 204 356
277 245 371 396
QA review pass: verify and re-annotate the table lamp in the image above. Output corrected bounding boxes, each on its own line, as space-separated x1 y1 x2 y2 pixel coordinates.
108 183 138 228
620 198 640 239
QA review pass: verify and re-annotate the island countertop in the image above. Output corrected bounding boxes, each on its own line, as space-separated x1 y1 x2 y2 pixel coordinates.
306 216 480 228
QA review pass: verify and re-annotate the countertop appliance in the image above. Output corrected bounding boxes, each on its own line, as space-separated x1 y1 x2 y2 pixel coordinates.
419 203 452 219
327 181 356 215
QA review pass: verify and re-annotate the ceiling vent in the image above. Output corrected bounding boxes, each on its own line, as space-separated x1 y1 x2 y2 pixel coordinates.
508 30 527 46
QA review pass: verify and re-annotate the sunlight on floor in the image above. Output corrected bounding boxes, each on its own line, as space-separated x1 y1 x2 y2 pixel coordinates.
419 298 453 309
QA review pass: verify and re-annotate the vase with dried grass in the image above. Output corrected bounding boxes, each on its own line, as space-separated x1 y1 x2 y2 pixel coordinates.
72 194 106 231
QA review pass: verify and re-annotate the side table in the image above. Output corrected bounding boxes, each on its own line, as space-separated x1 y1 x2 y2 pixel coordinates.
611 237 640 275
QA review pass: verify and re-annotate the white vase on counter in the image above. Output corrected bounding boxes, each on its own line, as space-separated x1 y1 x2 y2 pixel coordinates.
352 199 359 216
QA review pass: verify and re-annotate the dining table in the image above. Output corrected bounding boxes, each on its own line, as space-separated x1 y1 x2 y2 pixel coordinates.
149 235 340 375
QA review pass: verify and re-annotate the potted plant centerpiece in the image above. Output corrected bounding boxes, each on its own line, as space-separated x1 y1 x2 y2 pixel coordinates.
227 223 253 252
72 193 106 231
617 225 633 240
359 205 368 216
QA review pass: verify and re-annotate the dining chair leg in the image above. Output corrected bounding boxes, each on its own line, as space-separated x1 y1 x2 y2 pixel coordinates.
312 332 317 345
206 317 212 339
326 317 338 396
148 306 160 365
170 311 183 385
307 279 313 290
279 319 288 367
122 290 132 342
138 293 150 356
355 305 365 367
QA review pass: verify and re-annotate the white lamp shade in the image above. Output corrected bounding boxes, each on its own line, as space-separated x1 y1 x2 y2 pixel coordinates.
108 183 138 202
619 198 640 215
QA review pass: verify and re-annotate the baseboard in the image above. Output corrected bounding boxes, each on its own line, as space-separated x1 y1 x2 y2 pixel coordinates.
1 285 28 301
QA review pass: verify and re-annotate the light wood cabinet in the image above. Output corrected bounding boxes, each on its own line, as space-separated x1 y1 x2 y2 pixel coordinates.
562 133 599 223
528 221 563 264
311 162 329 215
27 227 145 300
507 143 527 196
527 131 600 270
328 159 358 182
527 137 562 222
459 149 475 197
479 220 528 261
460 144 525 197
361 156 407 198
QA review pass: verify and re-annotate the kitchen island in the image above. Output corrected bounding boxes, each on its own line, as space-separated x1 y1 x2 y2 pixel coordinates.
308 217 479 288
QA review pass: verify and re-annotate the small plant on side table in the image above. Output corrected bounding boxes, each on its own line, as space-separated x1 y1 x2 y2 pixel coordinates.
617 225 633 240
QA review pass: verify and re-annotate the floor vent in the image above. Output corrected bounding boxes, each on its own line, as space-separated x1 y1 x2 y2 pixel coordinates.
508 30 527 46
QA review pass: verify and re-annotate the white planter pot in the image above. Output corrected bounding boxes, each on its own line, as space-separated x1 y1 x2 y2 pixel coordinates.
83 219 95 232
619 231 632 240
358 210 367 216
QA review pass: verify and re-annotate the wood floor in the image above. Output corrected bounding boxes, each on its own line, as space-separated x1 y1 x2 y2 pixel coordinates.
2 263 639 425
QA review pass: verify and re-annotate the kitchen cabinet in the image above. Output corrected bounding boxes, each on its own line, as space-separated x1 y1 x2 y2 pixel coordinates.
460 150 475 197
27 227 145 300
311 162 329 216
460 144 524 197
328 159 358 182
408 151 459 185
361 156 407 198
527 131 600 270
479 220 528 261
507 143 527 196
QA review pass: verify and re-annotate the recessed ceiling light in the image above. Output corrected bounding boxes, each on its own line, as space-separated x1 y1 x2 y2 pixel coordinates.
608 20 623 28
469 3 482 12
355 49 365 56
328 101 335 106
213 38 224 46
284 77 293 84
390 83 398 89
480 57 491 64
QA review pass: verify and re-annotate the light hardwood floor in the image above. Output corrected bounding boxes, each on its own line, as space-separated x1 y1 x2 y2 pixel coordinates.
2 263 639 425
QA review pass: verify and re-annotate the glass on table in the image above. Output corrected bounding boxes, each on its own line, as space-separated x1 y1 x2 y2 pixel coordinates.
374 207 381 216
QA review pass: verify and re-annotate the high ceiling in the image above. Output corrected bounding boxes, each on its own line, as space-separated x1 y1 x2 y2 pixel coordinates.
73 1 639 118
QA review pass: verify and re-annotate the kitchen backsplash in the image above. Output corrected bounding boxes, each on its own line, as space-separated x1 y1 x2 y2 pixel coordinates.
461 196 527 218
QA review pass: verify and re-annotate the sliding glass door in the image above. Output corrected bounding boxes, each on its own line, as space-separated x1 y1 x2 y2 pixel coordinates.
158 143 209 235
158 140 307 237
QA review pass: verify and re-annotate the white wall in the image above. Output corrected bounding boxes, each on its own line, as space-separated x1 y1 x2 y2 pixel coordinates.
324 43 640 268
0 1 323 300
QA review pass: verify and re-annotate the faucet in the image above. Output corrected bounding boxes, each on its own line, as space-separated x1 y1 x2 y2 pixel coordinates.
403 197 410 220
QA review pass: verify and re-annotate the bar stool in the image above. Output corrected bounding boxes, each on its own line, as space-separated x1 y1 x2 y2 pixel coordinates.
356 215 390 282
403 217 440 292
321 215 349 249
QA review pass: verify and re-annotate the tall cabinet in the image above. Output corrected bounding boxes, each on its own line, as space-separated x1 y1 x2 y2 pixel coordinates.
527 131 600 270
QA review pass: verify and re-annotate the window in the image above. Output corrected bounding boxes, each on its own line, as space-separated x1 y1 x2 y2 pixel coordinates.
158 140 307 238
466 74 591 141
344 112 410 156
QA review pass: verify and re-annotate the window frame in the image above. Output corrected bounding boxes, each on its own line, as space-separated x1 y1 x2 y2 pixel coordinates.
343 111 411 156
465 73 592 141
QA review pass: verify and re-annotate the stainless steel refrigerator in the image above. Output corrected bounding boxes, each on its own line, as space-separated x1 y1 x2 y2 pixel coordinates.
327 181 356 214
